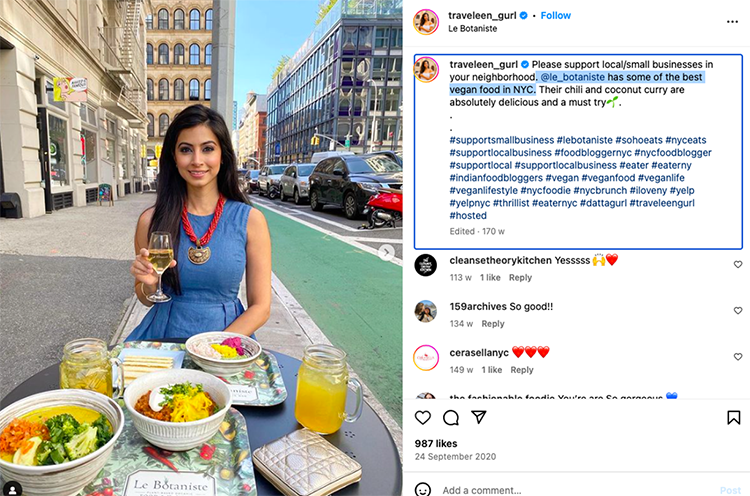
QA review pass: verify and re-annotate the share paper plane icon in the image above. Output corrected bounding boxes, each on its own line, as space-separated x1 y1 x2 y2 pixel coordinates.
472 410 487 424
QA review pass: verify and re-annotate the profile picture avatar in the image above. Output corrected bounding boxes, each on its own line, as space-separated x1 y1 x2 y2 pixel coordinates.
413 9 438 35
414 300 437 322
414 57 438 82
413 345 439 371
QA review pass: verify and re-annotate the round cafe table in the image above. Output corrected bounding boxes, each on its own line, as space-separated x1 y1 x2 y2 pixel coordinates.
0 345 402 496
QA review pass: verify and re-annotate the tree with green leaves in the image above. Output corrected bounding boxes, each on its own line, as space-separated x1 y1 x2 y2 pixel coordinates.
316 0 338 25
272 55 290 79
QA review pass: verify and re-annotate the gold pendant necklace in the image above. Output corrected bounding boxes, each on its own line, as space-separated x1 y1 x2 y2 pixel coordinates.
187 243 211 264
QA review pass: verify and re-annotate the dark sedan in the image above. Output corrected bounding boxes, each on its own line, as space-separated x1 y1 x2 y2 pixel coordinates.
308 154 402 219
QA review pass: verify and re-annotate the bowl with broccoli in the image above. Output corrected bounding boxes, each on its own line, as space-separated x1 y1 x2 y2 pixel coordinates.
0 389 124 496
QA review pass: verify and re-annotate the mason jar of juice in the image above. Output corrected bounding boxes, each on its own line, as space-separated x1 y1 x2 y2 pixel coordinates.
295 345 363 435
60 338 124 398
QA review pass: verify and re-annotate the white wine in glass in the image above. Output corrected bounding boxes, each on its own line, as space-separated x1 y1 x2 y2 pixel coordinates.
147 232 173 303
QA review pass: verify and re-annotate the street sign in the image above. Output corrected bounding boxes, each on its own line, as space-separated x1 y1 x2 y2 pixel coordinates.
345 138 351 148
274 143 281 155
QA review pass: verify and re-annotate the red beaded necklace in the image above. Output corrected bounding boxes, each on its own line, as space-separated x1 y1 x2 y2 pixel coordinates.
181 195 226 264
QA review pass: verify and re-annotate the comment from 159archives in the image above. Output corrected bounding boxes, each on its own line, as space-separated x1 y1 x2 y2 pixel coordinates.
413 54 742 250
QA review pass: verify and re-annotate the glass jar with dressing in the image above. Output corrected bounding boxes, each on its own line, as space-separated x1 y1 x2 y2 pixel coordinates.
60 338 124 398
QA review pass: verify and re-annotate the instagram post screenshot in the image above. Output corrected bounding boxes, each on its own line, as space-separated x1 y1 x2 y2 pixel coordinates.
0 1 747 495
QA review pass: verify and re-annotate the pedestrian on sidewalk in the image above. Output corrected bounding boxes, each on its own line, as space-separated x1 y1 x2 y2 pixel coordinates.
128 105 271 340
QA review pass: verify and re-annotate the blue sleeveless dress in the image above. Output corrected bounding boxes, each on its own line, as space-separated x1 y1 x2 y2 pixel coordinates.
126 200 252 341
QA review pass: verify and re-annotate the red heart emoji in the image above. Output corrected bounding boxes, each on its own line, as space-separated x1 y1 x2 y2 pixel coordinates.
525 346 537 358
512 346 524 358
606 253 618 265
538 346 550 358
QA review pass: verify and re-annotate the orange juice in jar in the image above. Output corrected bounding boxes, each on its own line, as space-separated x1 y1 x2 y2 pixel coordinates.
295 345 363 435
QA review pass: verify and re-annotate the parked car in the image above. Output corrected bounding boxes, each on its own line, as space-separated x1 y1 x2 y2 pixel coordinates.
367 150 403 167
258 165 288 197
279 163 316 204
237 168 248 192
308 154 402 219
311 151 355 164
243 169 260 193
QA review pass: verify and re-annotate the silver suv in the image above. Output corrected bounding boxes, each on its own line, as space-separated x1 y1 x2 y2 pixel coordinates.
279 163 316 205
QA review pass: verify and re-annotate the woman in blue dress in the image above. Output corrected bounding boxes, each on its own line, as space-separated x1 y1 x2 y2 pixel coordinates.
128 105 271 340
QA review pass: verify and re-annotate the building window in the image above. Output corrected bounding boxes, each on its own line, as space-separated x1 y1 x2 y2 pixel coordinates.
372 57 386 81
158 43 169 64
146 79 154 100
82 129 97 183
146 44 153 64
390 28 402 48
190 9 200 30
158 9 168 29
159 79 169 100
48 114 70 187
341 58 354 86
147 114 154 137
388 58 402 82
174 44 184 64
104 137 114 162
204 79 211 101
206 9 213 30
343 27 357 51
189 79 199 100
355 58 370 83
339 88 352 116
385 88 400 112
375 28 389 48
174 9 184 30
174 79 184 100
146 14 152 30
205 44 212 65
358 27 373 50
189 44 199 65
159 114 169 136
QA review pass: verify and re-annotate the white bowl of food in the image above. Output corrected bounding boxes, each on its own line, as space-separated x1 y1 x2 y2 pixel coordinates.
0 389 124 496
123 368 231 451
186 331 262 376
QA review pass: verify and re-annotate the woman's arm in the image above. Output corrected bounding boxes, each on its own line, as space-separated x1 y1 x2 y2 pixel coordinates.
224 208 272 336
132 208 157 307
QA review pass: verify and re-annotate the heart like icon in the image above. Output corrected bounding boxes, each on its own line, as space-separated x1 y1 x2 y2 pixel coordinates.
734 261 743 268
735 307 743 315
735 353 743 361
606 253 618 265
512 346 524 358
525 346 537 358
538 346 550 358
666 392 678 399
415 410 431 425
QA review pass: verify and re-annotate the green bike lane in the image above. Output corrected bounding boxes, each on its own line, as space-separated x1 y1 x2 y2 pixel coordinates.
257 205 403 424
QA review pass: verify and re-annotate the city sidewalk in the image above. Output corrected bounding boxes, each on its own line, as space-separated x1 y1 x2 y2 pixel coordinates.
0 193 402 458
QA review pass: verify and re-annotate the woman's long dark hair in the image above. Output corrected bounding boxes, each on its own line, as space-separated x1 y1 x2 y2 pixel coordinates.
419 60 430 74
148 104 248 295
420 12 429 26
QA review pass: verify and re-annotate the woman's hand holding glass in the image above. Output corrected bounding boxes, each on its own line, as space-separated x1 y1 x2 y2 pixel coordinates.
131 234 177 303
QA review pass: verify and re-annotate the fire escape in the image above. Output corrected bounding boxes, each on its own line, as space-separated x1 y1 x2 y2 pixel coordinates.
100 0 148 128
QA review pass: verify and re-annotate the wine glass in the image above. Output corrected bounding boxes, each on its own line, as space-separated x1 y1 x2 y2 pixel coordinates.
147 231 173 303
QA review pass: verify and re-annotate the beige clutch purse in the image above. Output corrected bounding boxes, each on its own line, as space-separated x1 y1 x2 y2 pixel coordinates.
252 428 362 496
